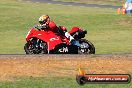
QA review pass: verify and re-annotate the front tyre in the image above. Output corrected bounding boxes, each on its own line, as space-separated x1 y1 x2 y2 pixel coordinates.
24 39 48 54
78 39 95 54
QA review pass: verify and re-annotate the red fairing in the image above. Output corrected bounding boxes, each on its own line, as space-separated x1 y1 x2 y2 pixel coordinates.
26 28 36 41
26 28 64 51
69 27 83 34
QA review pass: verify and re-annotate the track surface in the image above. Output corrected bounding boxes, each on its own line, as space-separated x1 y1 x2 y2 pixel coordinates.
0 55 132 81
28 0 122 9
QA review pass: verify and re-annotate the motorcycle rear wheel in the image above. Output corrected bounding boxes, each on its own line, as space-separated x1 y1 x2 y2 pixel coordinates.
78 39 95 54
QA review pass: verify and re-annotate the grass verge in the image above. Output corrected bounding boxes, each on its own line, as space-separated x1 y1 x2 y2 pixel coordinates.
0 77 131 88
0 0 132 54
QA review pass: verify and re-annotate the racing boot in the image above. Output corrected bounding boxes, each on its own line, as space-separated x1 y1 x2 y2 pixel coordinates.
70 40 80 47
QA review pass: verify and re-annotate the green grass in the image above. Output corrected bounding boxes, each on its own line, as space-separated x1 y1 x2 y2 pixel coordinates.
53 0 124 6
0 77 131 88
0 0 132 54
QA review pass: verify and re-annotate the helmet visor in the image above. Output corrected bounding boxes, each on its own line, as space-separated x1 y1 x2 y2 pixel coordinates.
39 19 47 25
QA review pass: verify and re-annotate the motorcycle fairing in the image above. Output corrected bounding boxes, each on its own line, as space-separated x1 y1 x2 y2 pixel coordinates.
26 28 63 51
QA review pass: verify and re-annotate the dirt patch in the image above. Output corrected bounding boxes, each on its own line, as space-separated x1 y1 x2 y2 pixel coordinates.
0 55 132 81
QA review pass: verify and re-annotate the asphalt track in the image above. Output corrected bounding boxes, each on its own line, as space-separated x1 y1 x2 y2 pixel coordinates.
27 0 122 9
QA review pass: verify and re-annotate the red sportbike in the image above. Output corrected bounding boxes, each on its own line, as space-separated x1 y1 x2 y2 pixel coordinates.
24 27 95 54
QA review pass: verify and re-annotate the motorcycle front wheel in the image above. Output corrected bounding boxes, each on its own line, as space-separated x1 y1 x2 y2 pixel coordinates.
24 38 48 54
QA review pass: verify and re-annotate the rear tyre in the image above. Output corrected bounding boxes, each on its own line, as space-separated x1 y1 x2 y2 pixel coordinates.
24 38 48 54
78 39 95 54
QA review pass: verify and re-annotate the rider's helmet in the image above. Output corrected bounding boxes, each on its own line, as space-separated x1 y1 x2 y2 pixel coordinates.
39 15 50 25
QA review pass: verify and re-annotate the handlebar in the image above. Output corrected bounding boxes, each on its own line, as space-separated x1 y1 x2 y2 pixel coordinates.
34 25 47 30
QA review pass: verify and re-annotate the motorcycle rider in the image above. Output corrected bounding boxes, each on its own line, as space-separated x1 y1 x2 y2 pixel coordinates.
35 15 86 46
35 15 74 42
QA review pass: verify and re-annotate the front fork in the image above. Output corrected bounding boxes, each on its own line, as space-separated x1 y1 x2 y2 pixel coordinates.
29 38 41 49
